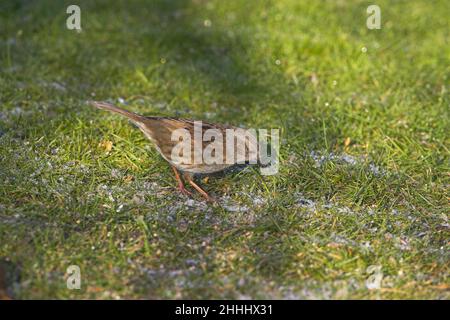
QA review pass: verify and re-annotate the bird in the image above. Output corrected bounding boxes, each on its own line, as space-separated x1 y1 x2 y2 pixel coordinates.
89 101 260 202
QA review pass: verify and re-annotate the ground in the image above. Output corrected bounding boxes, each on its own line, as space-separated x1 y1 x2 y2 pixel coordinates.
0 0 448 299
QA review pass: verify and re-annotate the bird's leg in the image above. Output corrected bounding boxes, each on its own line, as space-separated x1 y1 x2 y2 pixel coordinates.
172 167 192 196
184 174 216 203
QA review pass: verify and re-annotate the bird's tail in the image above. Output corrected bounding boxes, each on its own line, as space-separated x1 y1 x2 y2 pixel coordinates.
88 101 145 122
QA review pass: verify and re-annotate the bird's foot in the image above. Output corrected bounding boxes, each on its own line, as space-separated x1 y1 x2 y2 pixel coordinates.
178 183 193 197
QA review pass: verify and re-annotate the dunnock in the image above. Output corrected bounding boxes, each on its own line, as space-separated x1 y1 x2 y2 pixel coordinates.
89 101 260 201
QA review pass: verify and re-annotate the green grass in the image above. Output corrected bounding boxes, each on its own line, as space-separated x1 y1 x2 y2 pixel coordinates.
0 0 448 299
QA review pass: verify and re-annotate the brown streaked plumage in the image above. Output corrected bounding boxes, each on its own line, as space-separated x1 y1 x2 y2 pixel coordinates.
89 101 259 202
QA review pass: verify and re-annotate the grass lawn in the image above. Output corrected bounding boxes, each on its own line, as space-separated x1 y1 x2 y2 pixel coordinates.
0 0 448 299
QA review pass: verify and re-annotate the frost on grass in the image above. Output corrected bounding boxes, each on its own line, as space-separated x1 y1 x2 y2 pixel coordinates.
294 192 357 217
219 195 249 212
290 191 432 252
308 150 388 176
